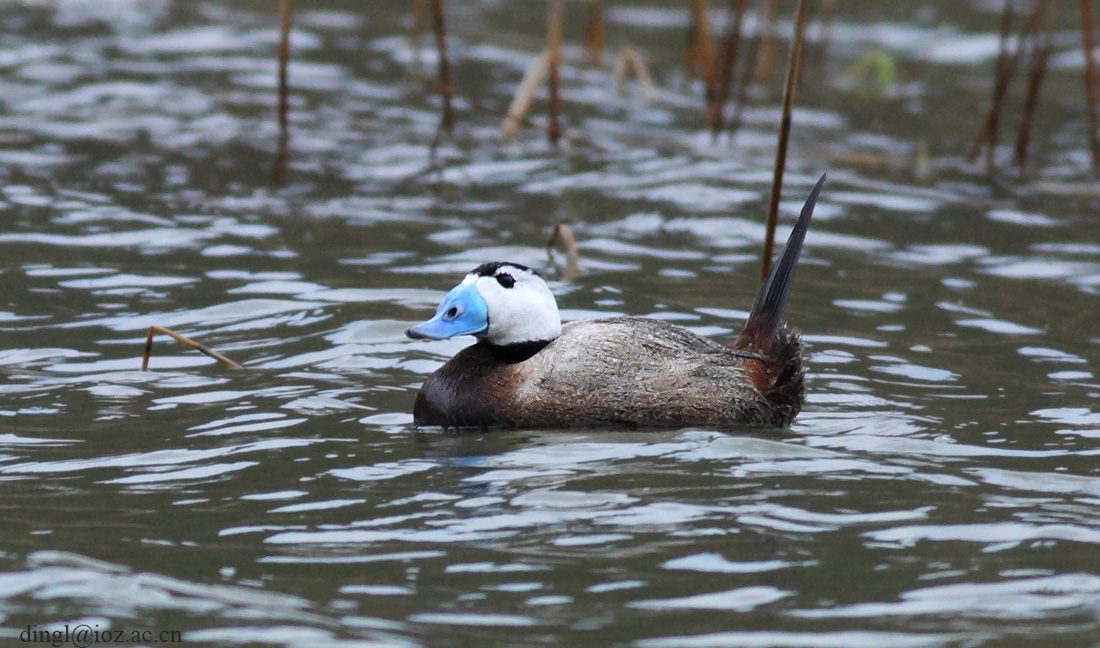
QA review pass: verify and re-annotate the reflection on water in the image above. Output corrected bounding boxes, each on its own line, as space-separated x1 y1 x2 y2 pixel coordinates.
1 0 1100 646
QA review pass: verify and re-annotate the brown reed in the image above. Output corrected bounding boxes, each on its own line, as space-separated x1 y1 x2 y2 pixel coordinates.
761 0 810 283
1081 0 1100 175
547 0 564 145
708 0 748 141
142 326 244 371
584 0 605 67
273 0 295 186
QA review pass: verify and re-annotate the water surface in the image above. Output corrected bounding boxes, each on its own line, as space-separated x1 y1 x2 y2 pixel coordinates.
2 1 1100 646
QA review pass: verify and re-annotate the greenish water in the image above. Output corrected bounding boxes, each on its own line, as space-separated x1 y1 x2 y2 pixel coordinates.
2 1 1100 646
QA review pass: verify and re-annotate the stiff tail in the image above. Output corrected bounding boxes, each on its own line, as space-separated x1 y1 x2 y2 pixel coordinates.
736 173 825 353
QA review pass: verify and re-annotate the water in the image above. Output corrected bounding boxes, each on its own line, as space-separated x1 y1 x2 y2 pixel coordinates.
2 1 1100 646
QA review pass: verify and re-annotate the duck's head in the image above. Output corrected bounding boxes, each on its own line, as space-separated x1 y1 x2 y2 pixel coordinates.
406 262 561 346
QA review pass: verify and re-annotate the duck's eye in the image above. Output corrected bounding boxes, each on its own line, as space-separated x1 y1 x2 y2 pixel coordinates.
445 306 459 319
496 273 515 289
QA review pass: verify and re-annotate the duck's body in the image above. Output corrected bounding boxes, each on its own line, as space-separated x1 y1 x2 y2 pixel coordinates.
414 317 803 429
407 175 826 431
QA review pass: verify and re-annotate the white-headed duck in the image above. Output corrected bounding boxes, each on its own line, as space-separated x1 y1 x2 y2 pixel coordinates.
407 174 827 429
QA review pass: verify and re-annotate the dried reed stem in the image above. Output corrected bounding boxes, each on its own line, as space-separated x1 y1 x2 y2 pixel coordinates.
688 0 716 83
760 0 810 284
612 47 657 101
277 0 294 135
1082 0 1100 175
708 0 748 141
547 222 580 282
583 0 605 67
466 86 601 149
142 326 244 371
1015 1 1053 171
547 0 564 145
502 50 551 142
273 0 295 186
968 0 1018 169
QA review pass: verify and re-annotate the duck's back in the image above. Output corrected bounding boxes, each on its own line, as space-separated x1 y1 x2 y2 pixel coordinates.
413 317 804 429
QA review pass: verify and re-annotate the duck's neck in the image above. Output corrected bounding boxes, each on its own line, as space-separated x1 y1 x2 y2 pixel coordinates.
479 339 553 364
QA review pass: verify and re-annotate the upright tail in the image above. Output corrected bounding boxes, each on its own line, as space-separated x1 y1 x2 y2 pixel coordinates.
733 173 824 425
736 173 825 354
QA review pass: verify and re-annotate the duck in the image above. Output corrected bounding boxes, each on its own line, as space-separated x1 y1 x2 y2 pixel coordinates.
406 174 826 430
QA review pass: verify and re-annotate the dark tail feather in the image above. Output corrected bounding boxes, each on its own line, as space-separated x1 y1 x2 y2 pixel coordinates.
736 173 825 353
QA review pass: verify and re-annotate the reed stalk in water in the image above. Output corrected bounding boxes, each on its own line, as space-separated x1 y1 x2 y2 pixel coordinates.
547 0 564 145
968 0 1013 166
1081 0 1100 175
612 47 656 101
583 0 605 67
708 0 748 141
1014 1 1053 173
547 222 579 282
142 326 244 371
969 1 1045 172
502 51 550 143
687 0 716 84
760 0 810 283
273 0 294 186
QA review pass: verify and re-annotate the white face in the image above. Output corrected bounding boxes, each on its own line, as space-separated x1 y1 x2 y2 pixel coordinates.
473 264 561 346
